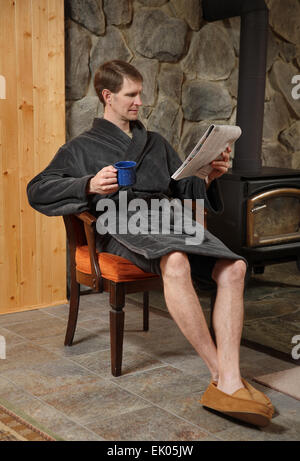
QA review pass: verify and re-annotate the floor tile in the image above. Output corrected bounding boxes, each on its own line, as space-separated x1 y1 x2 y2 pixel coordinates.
70 349 165 378
0 341 60 373
3 358 100 397
0 327 26 347
156 392 234 434
243 317 300 355
86 405 216 441
4 316 67 341
32 327 110 357
1 389 103 441
0 309 50 327
112 365 208 407
244 299 300 321
42 379 151 425
0 260 299 441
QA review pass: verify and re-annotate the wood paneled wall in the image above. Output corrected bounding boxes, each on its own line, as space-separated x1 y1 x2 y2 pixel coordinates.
0 0 66 314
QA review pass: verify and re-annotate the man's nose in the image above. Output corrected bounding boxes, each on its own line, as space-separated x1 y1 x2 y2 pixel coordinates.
134 94 142 106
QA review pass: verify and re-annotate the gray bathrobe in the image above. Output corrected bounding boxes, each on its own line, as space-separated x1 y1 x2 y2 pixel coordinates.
27 118 244 279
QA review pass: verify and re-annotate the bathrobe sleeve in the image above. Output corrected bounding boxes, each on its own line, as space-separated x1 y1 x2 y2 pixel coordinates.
27 145 94 216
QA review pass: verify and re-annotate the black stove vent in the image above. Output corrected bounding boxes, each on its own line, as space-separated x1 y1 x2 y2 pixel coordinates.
202 0 268 174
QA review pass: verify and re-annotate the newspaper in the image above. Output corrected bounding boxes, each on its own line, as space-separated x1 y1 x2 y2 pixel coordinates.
171 124 242 181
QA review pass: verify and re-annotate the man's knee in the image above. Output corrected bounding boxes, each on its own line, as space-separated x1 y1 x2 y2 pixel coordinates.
160 251 191 279
212 259 246 286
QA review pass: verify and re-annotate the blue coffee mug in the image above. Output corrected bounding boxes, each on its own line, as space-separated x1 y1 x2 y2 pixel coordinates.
114 161 137 186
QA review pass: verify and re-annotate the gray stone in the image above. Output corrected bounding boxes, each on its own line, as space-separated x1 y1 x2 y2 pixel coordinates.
66 96 103 140
228 16 240 56
270 60 300 118
147 97 183 150
279 121 300 152
158 64 183 103
132 8 188 62
90 26 132 78
103 0 132 26
169 0 203 31
181 23 235 80
179 121 219 160
262 141 292 168
264 76 274 102
66 0 105 36
182 80 233 121
263 92 290 142
226 67 239 99
291 151 300 170
279 42 299 63
266 29 279 72
65 20 92 100
138 106 153 128
138 0 168 5
131 57 159 106
268 0 300 45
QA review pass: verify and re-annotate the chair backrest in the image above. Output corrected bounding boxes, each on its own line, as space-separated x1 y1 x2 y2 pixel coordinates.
63 215 87 249
63 212 103 291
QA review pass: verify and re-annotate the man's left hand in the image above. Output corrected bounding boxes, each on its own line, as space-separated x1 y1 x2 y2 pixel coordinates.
206 146 231 185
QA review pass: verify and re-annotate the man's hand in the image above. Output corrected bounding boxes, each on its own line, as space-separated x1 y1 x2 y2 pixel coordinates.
87 165 119 195
206 146 231 187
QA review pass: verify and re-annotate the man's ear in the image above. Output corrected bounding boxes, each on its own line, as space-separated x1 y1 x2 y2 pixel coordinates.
102 89 112 105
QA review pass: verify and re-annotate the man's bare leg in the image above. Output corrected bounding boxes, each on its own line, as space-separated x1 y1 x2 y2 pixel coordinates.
160 252 246 395
211 258 246 395
160 251 219 381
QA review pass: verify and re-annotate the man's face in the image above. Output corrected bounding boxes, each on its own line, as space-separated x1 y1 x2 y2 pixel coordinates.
107 77 143 123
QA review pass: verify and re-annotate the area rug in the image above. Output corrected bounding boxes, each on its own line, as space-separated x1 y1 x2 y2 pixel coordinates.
254 367 300 401
0 399 60 441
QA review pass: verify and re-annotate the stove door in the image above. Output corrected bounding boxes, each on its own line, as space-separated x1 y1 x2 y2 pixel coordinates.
247 188 300 247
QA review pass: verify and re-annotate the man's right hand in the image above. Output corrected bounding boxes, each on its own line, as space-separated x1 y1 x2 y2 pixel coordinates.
87 165 119 195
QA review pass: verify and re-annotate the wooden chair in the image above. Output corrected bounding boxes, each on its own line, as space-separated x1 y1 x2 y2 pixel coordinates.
63 210 216 377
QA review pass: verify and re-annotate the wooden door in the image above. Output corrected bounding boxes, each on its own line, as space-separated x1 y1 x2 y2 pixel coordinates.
0 0 66 314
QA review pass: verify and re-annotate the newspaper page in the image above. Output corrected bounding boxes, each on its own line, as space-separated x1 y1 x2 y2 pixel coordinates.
172 124 242 181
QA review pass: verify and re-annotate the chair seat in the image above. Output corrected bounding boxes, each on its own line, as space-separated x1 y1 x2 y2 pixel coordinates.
75 245 159 283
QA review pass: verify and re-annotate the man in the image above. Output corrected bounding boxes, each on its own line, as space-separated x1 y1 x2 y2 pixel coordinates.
27 60 273 426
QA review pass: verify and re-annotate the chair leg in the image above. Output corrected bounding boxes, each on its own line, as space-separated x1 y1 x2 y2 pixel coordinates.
143 292 149 331
109 282 125 377
64 279 80 346
209 290 217 345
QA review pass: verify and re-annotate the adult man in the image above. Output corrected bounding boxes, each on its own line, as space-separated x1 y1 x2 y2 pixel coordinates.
27 60 273 426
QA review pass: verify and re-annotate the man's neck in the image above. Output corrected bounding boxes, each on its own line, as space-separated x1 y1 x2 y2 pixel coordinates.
103 112 130 134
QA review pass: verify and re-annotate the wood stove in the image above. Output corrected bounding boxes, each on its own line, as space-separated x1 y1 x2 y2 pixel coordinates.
208 168 300 275
202 0 300 276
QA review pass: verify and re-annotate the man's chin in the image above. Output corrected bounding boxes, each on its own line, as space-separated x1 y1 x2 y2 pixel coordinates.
128 111 139 119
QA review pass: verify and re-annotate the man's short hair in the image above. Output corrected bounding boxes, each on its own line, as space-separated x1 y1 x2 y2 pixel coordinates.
94 60 143 105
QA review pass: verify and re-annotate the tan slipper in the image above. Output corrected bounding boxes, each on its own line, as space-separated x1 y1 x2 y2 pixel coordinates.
200 382 272 427
242 378 275 416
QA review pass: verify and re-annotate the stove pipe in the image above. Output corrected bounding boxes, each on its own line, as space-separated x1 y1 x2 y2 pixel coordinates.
202 0 269 174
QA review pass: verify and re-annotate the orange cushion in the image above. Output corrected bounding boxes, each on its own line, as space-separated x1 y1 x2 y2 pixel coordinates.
75 245 159 282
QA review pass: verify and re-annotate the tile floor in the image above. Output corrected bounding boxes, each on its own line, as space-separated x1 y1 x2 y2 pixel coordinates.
0 272 300 441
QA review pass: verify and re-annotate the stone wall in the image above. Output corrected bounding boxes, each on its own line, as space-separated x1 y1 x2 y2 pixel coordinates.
65 0 300 168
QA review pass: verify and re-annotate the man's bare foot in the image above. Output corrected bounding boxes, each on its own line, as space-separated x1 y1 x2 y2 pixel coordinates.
217 377 245 395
